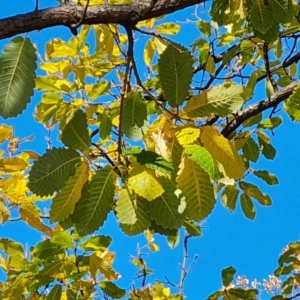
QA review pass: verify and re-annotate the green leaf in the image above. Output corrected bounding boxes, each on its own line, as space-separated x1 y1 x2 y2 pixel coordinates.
66 289 77 300
99 282 126 299
222 266 236 286
121 91 149 140
50 161 89 223
242 113 262 128
115 189 138 225
146 177 185 229
98 113 112 140
284 83 300 122
134 150 173 174
46 284 62 300
80 235 112 251
184 144 220 179
270 0 294 23
197 20 211 37
0 238 23 256
177 156 216 221
242 136 260 162
73 166 117 235
239 181 272 206
240 193 255 220
61 110 90 151
158 43 193 107
28 147 81 196
40 260 64 276
51 231 73 249
32 239 64 259
253 170 279 185
257 131 276 159
210 0 229 25
119 193 151 236
150 220 177 236
258 116 282 130
185 83 245 118
184 220 201 236
0 37 36 118
170 137 183 181
252 23 279 43
250 2 274 34
221 185 239 213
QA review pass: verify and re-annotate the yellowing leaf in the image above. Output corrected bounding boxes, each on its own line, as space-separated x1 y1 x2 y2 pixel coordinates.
177 155 215 221
89 253 120 281
200 126 245 179
128 165 164 201
144 38 155 66
0 125 12 143
20 207 53 237
0 157 27 172
155 23 180 35
175 127 200 145
50 161 89 223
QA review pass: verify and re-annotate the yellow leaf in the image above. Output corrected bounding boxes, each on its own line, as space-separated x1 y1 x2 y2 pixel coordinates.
151 129 169 160
0 125 12 143
0 157 27 172
144 38 155 66
40 62 60 73
200 126 245 179
54 79 71 93
89 253 120 281
155 22 180 35
20 207 53 237
47 38 77 59
148 243 160 252
128 164 164 201
0 200 9 223
175 126 200 145
153 37 167 55
23 151 39 160
72 0 105 5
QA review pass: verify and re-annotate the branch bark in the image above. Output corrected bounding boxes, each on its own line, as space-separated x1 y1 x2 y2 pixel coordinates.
221 81 299 138
0 0 206 40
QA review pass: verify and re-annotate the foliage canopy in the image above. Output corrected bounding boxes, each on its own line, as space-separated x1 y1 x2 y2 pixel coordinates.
1 0 300 299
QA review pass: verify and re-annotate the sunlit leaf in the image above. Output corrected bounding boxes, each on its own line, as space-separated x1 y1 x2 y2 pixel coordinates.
200 126 245 179
177 155 215 221
0 238 23 256
240 193 255 220
50 161 89 223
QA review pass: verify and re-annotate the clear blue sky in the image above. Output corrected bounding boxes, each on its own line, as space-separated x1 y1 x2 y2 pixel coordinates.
1 1 300 299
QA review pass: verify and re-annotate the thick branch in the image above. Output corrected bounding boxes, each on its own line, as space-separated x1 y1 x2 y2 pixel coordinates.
0 0 206 40
221 81 299 138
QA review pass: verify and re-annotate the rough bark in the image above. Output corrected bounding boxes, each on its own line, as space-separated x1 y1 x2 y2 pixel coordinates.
0 0 206 40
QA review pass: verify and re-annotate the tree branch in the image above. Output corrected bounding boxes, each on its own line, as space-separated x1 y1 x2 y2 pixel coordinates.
0 0 206 40
221 81 299 138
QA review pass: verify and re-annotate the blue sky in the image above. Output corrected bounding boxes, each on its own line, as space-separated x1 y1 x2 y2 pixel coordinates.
1 1 300 299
